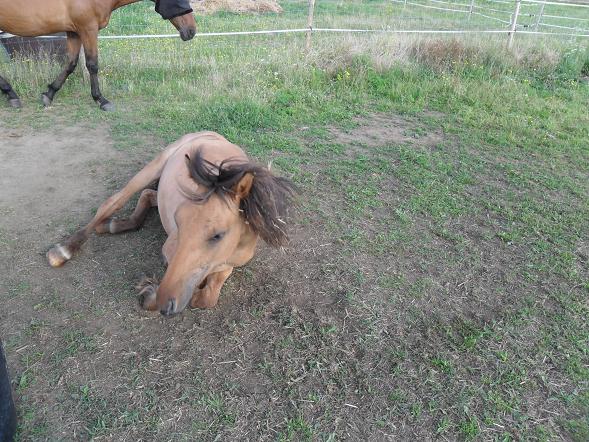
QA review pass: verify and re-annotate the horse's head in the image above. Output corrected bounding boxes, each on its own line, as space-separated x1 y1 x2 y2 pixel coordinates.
155 152 295 315
154 0 197 41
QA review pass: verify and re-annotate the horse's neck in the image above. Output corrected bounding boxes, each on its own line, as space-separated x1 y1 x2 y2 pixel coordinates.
111 0 144 10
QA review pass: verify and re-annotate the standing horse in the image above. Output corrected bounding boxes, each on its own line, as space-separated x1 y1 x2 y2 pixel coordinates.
0 0 196 110
47 132 295 315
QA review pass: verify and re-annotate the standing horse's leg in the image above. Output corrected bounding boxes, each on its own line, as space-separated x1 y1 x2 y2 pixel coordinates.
41 32 81 107
0 74 21 108
79 30 114 112
94 189 158 234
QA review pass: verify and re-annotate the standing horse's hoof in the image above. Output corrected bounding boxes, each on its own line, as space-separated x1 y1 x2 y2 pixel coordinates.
8 98 21 108
100 101 115 112
40 93 52 107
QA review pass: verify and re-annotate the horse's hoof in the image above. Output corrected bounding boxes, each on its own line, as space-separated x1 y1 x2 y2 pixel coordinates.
8 98 21 108
46 244 71 268
100 101 115 112
40 93 52 107
137 277 158 311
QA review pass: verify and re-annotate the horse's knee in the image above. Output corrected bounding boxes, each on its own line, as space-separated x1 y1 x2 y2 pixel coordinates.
94 218 112 234
190 287 219 309
66 60 78 75
86 59 98 75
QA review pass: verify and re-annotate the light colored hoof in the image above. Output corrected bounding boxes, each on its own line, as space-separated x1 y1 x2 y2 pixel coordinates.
40 94 52 107
9 98 21 108
100 101 115 112
46 244 71 268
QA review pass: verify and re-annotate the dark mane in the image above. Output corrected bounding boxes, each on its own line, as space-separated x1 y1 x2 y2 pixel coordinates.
185 150 296 247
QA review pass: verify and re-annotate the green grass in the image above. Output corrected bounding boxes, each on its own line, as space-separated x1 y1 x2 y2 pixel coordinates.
1 1 588 440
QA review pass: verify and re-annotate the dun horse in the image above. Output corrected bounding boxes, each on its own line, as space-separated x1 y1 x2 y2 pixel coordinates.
47 132 295 315
0 0 196 110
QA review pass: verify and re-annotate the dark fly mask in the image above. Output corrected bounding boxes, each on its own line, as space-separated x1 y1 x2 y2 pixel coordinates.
155 0 193 20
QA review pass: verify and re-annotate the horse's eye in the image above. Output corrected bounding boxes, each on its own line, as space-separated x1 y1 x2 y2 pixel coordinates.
208 232 225 243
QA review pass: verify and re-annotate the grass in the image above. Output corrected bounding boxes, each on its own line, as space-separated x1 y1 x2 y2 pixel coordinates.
1 0 588 440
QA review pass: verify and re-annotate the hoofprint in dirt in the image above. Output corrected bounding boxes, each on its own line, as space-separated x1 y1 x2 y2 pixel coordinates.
0 113 587 441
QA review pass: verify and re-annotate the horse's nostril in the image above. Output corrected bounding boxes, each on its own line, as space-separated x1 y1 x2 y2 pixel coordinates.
160 299 176 316
180 28 196 41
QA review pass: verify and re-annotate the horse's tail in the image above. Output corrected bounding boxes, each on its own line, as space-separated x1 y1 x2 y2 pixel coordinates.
0 340 17 442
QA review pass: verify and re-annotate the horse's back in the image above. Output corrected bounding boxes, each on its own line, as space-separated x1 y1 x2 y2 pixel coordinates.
156 132 247 235
0 0 89 36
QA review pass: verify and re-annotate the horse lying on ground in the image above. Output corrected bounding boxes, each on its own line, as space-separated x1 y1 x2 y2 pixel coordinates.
47 132 295 315
0 0 196 111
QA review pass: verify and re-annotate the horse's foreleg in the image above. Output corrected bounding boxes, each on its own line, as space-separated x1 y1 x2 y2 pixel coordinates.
79 30 113 112
0 74 21 108
41 32 81 107
189 268 234 309
95 189 158 234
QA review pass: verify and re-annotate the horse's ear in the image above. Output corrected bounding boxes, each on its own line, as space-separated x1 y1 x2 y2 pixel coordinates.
233 172 254 201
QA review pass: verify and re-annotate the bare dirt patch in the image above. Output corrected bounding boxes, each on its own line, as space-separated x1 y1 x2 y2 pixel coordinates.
0 126 123 234
329 112 445 150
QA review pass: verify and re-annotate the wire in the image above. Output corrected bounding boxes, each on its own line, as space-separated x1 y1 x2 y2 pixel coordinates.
543 14 589 22
403 1 470 13
520 0 589 8
539 22 589 31
86 28 589 39
472 12 513 25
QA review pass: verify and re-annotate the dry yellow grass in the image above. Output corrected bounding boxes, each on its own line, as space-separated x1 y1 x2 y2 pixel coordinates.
190 0 282 15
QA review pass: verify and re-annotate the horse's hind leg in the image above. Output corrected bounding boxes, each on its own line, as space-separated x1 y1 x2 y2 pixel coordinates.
95 189 157 234
46 134 196 267
0 74 21 108
79 29 113 112
41 32 81 107
47 154 167 267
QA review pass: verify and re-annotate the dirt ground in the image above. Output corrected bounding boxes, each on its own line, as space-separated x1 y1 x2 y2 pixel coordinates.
0 122 352 440
0 116 584 440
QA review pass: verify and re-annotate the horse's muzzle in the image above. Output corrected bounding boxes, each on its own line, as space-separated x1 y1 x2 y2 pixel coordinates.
179 28 196 41
160 299 177 316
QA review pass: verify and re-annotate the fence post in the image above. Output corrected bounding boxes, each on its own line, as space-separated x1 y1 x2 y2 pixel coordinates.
507 0 521 49
468 0 475 20
534 2 545 31
306 0 316 50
